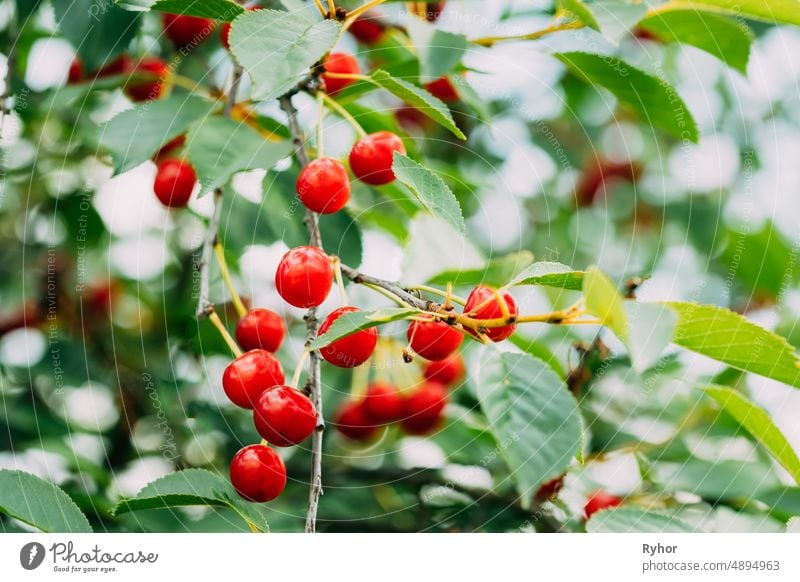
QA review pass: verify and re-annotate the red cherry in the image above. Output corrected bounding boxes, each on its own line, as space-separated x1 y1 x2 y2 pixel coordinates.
318 306 378 368
401 382 448 435
236 308 285 352
162 12 214 50
535 476 565 502
68 58 83 84
153 159 196 208
222 349 285 409
93 53 133 78
349 131 406 186
463 285 518 342
335 400 378 441
425 1 446 21
230 444 286 502
575 158 641 207
322 52 361 95
363 382 405 424
348 13 385 44
422 353 464 386
584 491 623 520
125 57 169 102
253 385 317 447
274 246 334 308
296 158 350 214
425 76 459 103
407 318 463 361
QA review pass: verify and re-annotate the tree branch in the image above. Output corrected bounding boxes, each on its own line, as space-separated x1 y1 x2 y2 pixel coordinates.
196 66 243 318
279 92 325 533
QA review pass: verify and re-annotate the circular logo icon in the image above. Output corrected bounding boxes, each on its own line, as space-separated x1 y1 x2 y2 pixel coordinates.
20 542 46 570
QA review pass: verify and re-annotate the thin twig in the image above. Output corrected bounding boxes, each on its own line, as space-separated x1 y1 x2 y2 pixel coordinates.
279 92 325 533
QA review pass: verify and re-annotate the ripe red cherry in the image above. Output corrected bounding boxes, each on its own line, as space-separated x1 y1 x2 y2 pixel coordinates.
322 52 361 95
422 353 464 386
275 246 334 308
425 76 459 103
535 476 565 502
335 400 377 441
154 134 186 161
463 285 518 342
153 159 196 208
318 306 378 368
68 58 83 84
296 158 350 214
349 131 406 186
236 308 285 352
93 53 133 78
348 13 385 44
162 12 214 49
407 318 463 361
584 491 623 520
125 57 169 102
222 349 285 409
230 444 286 502
401 381 448 435
363 382 405 424
425 1 446 21
253 385 317 447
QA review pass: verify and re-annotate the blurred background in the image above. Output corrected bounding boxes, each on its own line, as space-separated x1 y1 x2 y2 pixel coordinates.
1 0 800 532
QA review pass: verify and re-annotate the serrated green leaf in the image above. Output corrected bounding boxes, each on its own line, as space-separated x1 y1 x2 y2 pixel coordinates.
230 7 340 100
671 0 800 26
0 470 92 533
587 507 700 533
664 302 800 389
477 351 582 508
508 261 584 290
556 51 699 142
186 116 292 192
55 0 141 71
406 19 468 82
704 385 800 484
99 95 219 174
310 308 419 350
639 9 753 73
371 70 466 139
116 0 244 20
583 266 628 341
427 251 534 287
113 469 269 532
391 153 465 233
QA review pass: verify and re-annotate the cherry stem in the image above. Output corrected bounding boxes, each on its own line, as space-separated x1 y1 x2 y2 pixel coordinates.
332 256 349 306
470 19 584 47
290 350 311 390
409 284 466 306
207 309 243 358
316 92 325 157
312 0 326 17
327 0 336 17
321 92 368 137
213 240 247 318
170 73 213 99
363 282 412 308
345 0 388 23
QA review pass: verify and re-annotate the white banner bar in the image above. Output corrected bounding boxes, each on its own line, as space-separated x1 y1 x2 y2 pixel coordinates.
1 534 799 581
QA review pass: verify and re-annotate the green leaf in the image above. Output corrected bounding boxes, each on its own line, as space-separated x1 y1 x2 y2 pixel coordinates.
391 153 465 233
477 351 582 508
310 308 419 350
639 9 753 73
507 334 567 379
624 302 677 372
116 0 244 20
704 385 800 484
0 470 92 533
230 7 340 100
406 19 468 82
556 0 600 30
186 117 292 192
587 507 700 533
370 70 466 140
665 302 800 389
55 0 141 71
508 261 584 290
555 51 699 142
653 459 781 500
588 1 648 44
427 251 534 287
320 210 363 268
670 0 800 26
583 266 628 341
99 95 219 174
113 469 269 532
